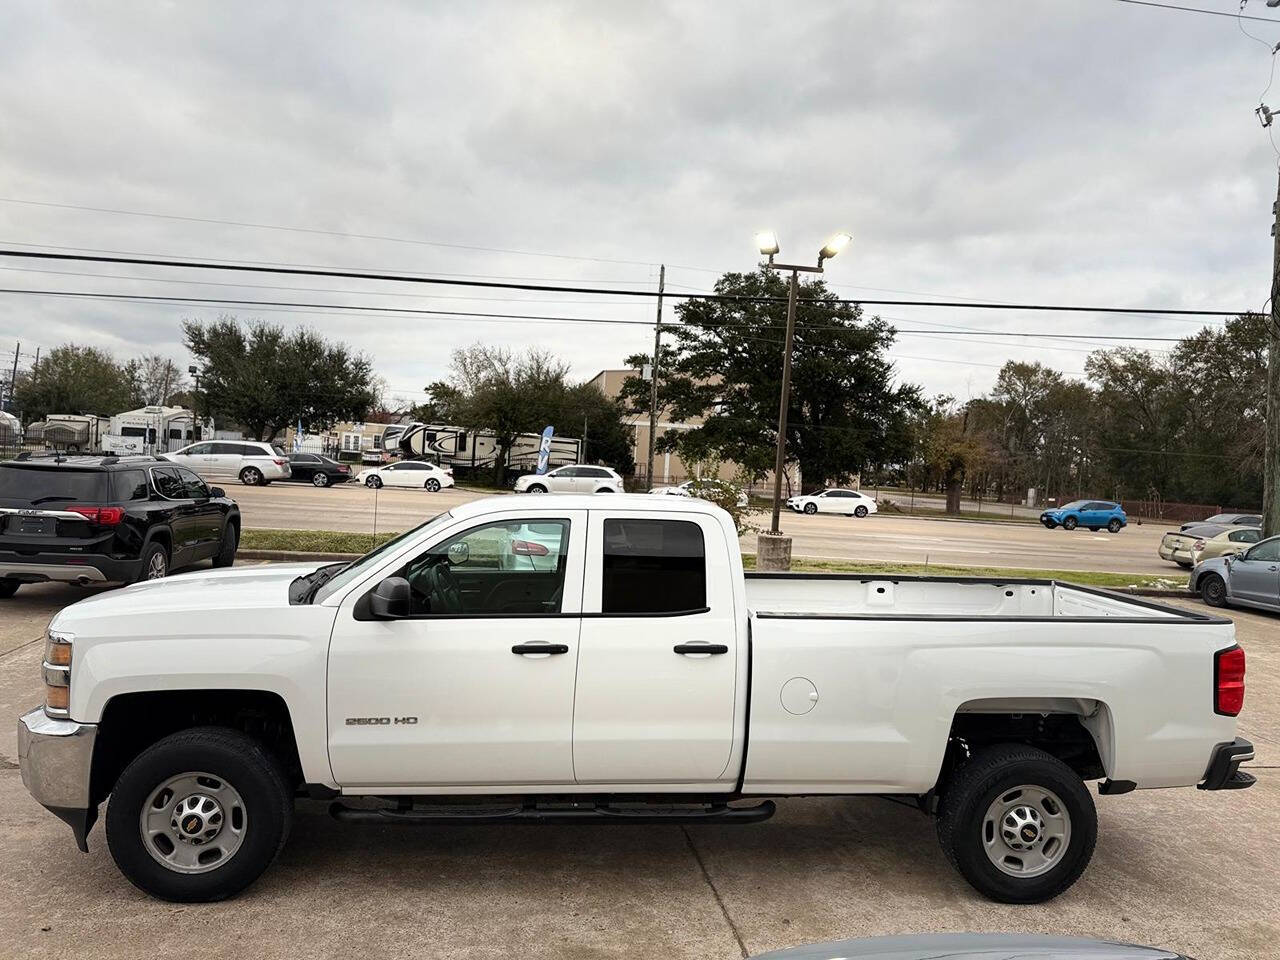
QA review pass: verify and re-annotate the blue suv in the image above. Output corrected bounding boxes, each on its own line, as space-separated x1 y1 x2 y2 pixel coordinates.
1039 499 1127 533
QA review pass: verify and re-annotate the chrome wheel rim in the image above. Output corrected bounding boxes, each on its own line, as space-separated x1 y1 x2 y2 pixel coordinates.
146 551 167 579
140 772 247 874
982 784 1071 878
426 480 439 491
313 474 327 486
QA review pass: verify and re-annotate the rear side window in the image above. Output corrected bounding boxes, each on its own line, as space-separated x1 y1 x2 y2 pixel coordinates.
112 470 150 501
0 467 105 504
602 519 706 615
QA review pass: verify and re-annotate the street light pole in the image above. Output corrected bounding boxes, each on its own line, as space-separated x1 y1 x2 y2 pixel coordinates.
753 231 852 570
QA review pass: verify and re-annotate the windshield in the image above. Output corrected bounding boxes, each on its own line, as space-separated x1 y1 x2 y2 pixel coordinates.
312 512 452 604
1059 500 1087 510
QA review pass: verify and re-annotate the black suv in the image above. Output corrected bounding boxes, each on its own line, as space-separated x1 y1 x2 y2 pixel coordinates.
0 454 240 596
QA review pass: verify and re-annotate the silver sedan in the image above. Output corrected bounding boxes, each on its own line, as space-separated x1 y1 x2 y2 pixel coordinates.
1190 534 1280 613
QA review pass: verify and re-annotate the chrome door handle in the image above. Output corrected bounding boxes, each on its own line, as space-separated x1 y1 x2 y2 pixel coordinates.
674 643 729 655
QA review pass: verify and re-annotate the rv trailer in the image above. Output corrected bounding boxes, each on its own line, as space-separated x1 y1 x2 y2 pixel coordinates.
387 422 581 475
25 414 111 452
103 405 213 456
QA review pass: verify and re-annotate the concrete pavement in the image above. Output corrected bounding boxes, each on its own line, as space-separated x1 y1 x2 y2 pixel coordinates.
230 482 1179 575
0 584 1274 959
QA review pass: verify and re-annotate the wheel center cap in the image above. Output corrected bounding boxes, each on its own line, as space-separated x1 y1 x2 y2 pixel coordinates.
172 794 223 843
1002 805 1043 849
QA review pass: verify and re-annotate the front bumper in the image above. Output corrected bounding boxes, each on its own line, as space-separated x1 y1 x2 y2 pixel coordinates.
1198 737 1256 791
17 707 99 850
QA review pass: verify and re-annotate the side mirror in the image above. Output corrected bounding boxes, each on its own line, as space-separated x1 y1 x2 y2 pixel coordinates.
209 486 225 498
369 576 411 619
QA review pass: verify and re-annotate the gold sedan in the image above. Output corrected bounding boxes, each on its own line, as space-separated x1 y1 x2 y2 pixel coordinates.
1189 527 1262 566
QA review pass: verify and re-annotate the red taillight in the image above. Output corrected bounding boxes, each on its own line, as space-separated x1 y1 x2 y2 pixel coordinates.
67 506 124 526
1215 645 1246 716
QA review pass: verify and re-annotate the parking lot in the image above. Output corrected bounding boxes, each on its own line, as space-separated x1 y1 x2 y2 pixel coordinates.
0 580 1273 960
232 482 1177 575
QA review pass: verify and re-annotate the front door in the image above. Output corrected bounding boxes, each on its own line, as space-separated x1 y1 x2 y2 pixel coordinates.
1230 539 1280 606
326 509 587 788
573 512 739 785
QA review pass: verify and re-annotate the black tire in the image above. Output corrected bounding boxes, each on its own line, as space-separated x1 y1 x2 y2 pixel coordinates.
1042 520 1056 529
1062 516 1078 531
311 473 329 487
854 505 868 518
936 744 1096 904
1087 527 1098 532
0 579 19 598
105 727 292 903
804 502 818 515
596 487 615 494
1176 560 1192 569
1107 519 1122 534
1200 572 1228 608
239 466 263 486
425 478 440 492
526 483 547 494
212 521 238 568
366 475 382 489
136 541 169 583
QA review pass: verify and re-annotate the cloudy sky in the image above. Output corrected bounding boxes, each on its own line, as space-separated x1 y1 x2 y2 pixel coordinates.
1 0 1277 410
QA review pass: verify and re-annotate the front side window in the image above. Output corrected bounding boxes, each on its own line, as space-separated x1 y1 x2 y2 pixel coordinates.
398 518 570 616
1245 539 1280 563
176 468 209 499
602 518 706 615
183 442 213 456
151 467 186 499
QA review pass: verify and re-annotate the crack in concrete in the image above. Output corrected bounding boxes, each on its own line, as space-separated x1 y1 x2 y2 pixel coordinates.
682 825 747 959
0 636 43 662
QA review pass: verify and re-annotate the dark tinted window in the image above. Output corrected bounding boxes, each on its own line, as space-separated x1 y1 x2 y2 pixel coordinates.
151 467 186 499
1238 515 1262 525
111 470 150 501
183 442 214 456
176 468 209 499
208 442 240 455
584 467 611 478
0 466 105 505
290 453 318 463
120 426 147 438
602 519 706 614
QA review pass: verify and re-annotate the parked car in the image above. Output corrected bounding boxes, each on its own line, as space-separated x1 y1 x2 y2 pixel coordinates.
1189 526 1262 566
787 488 877 517
0 453 239 592
650 478 749 508
750 933 1188 960
1191 534 1280 613
1180 512 1261 534
18 494 1252 904
513 464 623 494
357 459 454 491
284 453 352 487
164 440 291 486
1039 500 1126 532
1162 514 1264 568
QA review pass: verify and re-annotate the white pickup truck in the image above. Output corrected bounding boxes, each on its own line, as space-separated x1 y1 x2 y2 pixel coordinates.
18 495 1253 905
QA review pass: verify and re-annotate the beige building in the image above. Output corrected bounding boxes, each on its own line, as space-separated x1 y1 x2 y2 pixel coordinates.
588 368 799 493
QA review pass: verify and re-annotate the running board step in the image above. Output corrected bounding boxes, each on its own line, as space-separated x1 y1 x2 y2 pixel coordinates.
330 800 776 825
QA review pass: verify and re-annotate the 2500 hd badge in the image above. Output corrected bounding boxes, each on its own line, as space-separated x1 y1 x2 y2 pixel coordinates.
345 716 418 725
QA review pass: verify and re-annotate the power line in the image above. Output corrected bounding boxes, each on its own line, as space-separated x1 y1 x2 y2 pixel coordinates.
1110 0 1280 23
0 286 1205 342
0 249 1250 316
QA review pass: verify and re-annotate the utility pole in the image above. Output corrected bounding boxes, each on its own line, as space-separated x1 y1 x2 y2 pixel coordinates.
7 342 18 413
769 269 802 535
1265 166 1280 539
646 264 665 490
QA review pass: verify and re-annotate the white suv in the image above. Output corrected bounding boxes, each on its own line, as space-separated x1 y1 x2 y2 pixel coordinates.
514 464 623 494
165 440 292 486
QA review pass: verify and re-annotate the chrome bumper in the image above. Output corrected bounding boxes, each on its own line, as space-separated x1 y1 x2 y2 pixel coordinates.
17 707 99 850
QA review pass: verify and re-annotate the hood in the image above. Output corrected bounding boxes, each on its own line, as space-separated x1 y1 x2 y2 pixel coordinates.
51 563 324 629
749 934 1179 960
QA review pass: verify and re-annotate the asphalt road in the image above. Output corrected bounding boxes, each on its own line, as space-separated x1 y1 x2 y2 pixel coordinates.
231 481 1177 576
0 583 1274 959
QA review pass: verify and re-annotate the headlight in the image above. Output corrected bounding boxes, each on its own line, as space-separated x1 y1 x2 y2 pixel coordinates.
43 629 73 717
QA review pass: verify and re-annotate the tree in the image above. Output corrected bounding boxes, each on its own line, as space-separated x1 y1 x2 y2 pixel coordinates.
648 270 920 490
14 345 134 421
125 354 187 407
183 316 378 441
915 397 992 514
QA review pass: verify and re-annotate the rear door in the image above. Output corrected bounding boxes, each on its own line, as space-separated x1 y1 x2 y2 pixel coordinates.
1230 539 1280 605
173 467 223 554
573 510 739 785
149 466 203 564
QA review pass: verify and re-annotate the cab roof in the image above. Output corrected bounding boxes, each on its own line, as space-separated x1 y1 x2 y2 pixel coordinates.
448 492 725 521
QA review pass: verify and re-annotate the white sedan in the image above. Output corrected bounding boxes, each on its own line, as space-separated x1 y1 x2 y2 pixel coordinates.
650 479 749 509
787 488 878 517
357 460 455 491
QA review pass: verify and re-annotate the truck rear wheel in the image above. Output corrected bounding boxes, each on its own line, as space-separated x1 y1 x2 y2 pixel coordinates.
105 727 292 902
936 743 1096 904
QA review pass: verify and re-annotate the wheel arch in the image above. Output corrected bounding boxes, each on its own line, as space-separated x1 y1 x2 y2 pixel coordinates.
91 689 304 808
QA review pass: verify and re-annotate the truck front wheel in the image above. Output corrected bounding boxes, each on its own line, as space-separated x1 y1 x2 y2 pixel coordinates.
936 743 1096 904
105 727 293 902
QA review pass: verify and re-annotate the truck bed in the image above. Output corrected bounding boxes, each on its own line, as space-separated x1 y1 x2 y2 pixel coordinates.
744 572 1204 621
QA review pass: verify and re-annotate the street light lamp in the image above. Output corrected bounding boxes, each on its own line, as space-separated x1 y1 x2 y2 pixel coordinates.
755 231 853 570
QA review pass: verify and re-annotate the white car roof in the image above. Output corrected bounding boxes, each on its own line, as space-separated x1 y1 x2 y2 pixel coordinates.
450 492 721 521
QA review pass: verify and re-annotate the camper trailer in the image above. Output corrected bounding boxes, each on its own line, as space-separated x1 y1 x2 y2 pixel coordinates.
0 410 22 448
103 405 213 456
25 414 111 452
387 422 581 476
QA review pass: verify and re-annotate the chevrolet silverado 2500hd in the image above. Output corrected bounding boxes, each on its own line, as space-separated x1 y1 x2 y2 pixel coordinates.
18 495 1253 903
